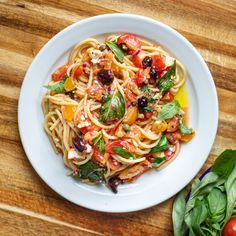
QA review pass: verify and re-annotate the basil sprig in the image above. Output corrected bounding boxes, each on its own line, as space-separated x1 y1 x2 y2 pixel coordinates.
152 157 166 168
159 60 176 93
150 134 169 154
92 134 105 155
179 121 193 135
112 146 135 159
99 90 125 123
157 100 180 121
106 41 125 62
44 75 68 93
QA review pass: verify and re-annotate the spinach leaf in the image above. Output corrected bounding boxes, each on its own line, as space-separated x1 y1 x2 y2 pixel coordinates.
225 165 236 222
106 41 125 62
157 100 180 121
179 121 193 135
172 190 188 236
152 157 166 168
112 146 135 159
92 134 105 155
159 60 176 93
44 75 68 93
149 135 169 154
211 149 236 178
99 90 125 123
76 160 105 183
206 188 226 222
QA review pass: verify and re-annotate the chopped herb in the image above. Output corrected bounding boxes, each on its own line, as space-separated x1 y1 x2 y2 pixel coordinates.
106 41 125 62
152 157 166 167
157 100 180 121
92 134 105 155
150 134 169 154
44 76 68 93
179 121 193 135
112 146 136 159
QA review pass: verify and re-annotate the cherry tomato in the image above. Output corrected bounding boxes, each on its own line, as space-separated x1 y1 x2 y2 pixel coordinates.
152 55 166 73
93 146 105 164
108 156 121 170
162 91 174 102
133 68 150 86
164 144 177 160
117 33 141 51
72 65 83 79
80 125 94 134
51 64 68 81
105 140 134 154
223 217 236 236
180 131 195 142
132 51 146 68
86 80 105 101
167 116 179 132
166 131 181 144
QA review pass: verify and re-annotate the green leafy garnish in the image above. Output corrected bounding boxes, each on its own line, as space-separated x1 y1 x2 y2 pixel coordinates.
179 121 193 135
112 146 135 159
92 134 105 155
44 76 67 93
106 41 125 62
99 90 125 123
157 100 180 121
143 106 154 112
150 135 169 154
76 160 105 183
152 157 166 168
172 149 236 236
159 60 176 93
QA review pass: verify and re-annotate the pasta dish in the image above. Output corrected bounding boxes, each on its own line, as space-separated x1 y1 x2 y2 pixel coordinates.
42 33 195 193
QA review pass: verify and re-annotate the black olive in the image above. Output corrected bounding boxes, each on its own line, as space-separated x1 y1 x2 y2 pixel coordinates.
99 44 107 51
150 66 158 79
138 96 148 108
97 69 114 85
108 177 122 193
142 56 152 68
65 91 75 99
72 136 87 152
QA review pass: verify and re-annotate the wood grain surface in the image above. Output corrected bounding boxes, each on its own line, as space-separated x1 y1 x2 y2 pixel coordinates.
0 0 236 235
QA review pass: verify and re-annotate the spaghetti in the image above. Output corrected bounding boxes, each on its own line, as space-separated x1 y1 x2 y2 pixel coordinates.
42 33 195 193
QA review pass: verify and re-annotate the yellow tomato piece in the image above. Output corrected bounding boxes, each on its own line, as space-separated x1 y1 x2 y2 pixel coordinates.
64 77 75 92
123 106 138 125
180 130 195 142
152 120 168 133
62 105 76 121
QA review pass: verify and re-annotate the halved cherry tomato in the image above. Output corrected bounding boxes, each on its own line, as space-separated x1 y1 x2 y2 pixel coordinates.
93 147 106 164
61 105 76 121
152 55 166 72
117 33 141 51
108 156 121 170
51 64 68 81
132 51 146 68
123 106 138 125
167 116 179 132
86 80 105 101
162 91 174 102
72 65 83 79
164 144 177 160
166 131 181 144
133 68 150 86
105 140 135 154
180 131 195 142
80 125 94 134
223 217 236 236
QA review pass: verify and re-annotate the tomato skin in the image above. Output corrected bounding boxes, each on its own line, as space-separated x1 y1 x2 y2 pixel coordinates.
162 91 174 102
166 131 181 144
132 51 146 68
164 144 177 160
167 116 179 132
117 33 141 51
108 156 121 170
72 65 83 79
133 68 150 86
80 125 94 134
51 64 68 81
105 140 134 154
223 217 236 236
124 88 137 102
152 55 166 73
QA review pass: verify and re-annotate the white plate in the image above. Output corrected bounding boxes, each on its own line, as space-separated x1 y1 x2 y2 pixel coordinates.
18 14 218 213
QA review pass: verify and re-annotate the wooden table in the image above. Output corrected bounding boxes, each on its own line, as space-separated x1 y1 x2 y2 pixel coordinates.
0 0 236 235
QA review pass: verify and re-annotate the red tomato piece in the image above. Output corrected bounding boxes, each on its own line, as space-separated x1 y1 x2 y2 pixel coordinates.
108 156 121 170
167 116 179 132
133 68 150 86
132 51 146 68
166 131 181 144
51 64 68 81
105 140 134 154
86 80 105 101
162 91 174 102
72 65 83 79
92 146 106 164
80 125 94 134
124 88 137 103
117 33 141 51
164 144 177 160
223 217 236 236
152 55 166 72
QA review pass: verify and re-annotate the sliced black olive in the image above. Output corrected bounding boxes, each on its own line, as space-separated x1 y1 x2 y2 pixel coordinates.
142 56 152 68
99 44 107 51
138 96 148 108
108 177 122 193
150 66 158 79
72 136 87 152
97 69 114 85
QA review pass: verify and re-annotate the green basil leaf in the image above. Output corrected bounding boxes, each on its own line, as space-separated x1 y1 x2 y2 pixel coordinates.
159 60 176 93
152 157 166 167
172 191 188 236
43 75 68 93
92 134 105 155
150 135 169 154
76 160 105 182
112 146 135 159
144 106 154 112
106 41 125 62
157 100 180 121
99 89 125 123
179 121 193 135
211 149 236 179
